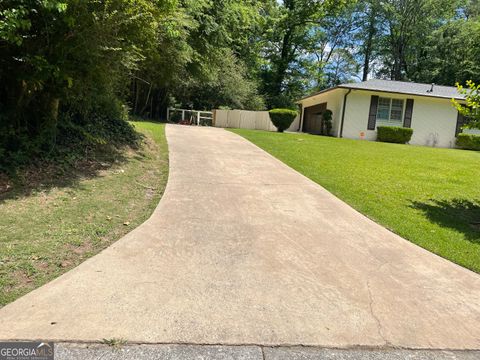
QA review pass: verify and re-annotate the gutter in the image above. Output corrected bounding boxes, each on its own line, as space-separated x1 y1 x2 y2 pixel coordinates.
297 104 303 132
339 89 352 138
298 85 464 103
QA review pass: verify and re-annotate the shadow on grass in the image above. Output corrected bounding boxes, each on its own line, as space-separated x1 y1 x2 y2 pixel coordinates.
411 198 480 243
0 144 133 204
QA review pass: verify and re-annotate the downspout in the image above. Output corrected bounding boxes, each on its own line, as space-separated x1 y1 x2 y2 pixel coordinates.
339 89 352 138
297 103 304 132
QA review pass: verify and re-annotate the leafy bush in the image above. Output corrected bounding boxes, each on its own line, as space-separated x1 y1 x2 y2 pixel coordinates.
269 108 298 132
0 101 139 172
169 111 183 123
377 126 413 144
456 133 480 150
321 109 333 136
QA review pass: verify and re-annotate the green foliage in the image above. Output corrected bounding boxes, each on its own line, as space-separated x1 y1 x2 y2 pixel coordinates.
452 81 480 129
456 133 480 151
260 0 349 107
411 19 480 85
2 0 480 171
0 0 166 170
269 108 298 132
377 126 413 144
375 0 458 80
349 0 480 85
321 109 333 136
130 0 267 117
172 49 265 111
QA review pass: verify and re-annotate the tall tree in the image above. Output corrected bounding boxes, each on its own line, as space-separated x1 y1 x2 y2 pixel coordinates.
408 1 480 85
260 0 349 107
376 0 459 80
356 0 381 81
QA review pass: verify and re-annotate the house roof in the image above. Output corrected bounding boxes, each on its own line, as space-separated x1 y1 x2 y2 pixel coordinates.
298 79 465 102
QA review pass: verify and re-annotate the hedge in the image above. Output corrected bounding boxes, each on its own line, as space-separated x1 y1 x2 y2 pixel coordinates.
456 133 480 150
377 126 413 144
269 108 298 132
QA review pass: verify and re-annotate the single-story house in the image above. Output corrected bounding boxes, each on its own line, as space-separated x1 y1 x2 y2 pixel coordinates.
294 79 470 148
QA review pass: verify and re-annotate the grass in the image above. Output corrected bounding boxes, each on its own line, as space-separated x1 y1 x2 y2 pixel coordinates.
102 338 128 347
0 121 168 307
230 129 480 273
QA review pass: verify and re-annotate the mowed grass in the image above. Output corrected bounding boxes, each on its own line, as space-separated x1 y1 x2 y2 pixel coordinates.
231 129 480 272
0 121 168 306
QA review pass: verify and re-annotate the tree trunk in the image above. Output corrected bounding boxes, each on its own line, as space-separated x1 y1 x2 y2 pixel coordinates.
273 28 293 96
362 4 377 81
134 79 140 114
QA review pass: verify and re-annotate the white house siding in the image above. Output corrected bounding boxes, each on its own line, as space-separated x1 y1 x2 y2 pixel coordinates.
341 90 459 148
299 89 346 136
408 96 458 147
341 90 377 141
287 114 301 132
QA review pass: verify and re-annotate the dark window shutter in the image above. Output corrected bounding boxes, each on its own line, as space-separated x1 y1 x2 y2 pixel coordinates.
403 99 414 128
367 95 379 130
456 112 466 136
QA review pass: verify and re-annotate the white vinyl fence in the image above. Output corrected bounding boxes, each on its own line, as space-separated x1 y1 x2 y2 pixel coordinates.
213 109 299 132
167 108 213 126
214 110 276 131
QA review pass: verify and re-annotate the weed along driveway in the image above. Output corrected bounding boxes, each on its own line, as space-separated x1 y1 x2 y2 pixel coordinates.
0 124 480 350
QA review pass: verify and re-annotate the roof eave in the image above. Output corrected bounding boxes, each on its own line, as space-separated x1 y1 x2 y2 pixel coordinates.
335 85 465 101
297 84 465 103
296 86 341 103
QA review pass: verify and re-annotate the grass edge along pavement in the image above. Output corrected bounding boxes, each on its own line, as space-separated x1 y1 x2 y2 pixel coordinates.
231 128 480 273
0 121 168 306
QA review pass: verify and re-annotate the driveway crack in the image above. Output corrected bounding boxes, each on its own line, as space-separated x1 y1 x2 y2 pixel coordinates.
366 280 389 346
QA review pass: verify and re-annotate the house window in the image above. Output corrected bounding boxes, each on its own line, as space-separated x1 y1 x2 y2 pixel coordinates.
376 97 404 125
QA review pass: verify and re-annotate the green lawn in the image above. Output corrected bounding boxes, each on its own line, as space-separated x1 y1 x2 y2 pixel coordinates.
0 121 168 306
231 129 480 273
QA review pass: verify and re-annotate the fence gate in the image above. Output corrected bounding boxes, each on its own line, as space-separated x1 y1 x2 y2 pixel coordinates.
167 108 213 126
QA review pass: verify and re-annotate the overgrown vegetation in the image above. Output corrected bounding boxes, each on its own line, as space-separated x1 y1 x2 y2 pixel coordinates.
268 108 298 132
231 129 480 272
377 126 413 144
453 80 480 130
2 0 480 169
0 121 168 306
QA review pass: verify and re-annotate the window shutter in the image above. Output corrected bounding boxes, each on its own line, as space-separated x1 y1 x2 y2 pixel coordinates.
456 112 466 136
403 99 414 128
367 95 379 130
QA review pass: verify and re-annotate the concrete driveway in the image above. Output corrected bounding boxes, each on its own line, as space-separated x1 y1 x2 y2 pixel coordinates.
0 124 479 349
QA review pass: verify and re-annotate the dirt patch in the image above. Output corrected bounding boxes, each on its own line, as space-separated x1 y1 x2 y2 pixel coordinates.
66 241 94 257
9 270 33 289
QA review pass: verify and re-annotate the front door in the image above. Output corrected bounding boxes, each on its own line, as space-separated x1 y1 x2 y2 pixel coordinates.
303 103 327 134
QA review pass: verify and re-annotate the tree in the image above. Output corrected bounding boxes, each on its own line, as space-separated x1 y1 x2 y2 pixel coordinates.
0 0 170 167
130 0 266 117
323 49 359 86
453 80 480 129
260 0 349 107
355 0 381 81
408 5 480 85
370 0 459 80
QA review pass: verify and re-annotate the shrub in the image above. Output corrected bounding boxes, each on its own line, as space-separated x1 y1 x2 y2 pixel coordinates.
456 133 480 150
377 126 413 144
321 109 333 136
269 108 298 132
